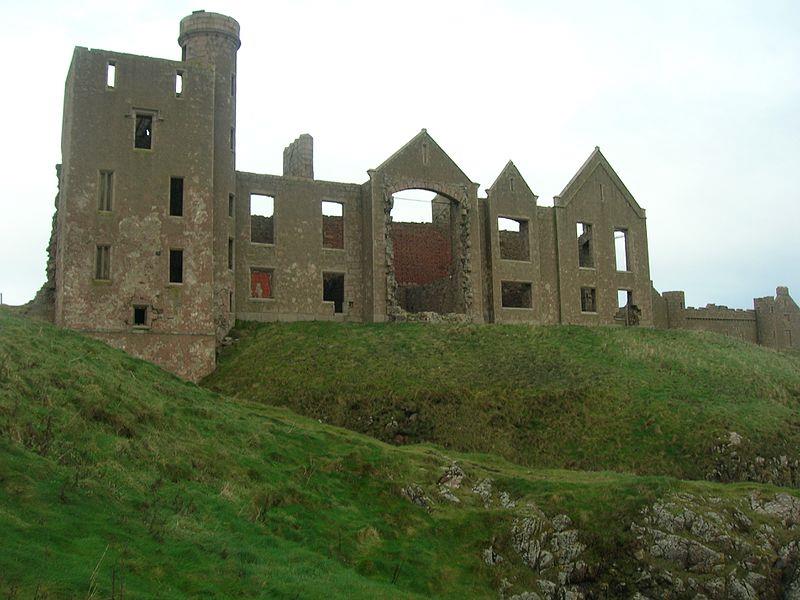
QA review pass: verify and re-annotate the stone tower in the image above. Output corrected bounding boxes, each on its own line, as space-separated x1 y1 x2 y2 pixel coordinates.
179 11 241 339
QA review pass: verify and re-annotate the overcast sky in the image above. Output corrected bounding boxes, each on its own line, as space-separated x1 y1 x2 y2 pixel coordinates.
0 0 797 308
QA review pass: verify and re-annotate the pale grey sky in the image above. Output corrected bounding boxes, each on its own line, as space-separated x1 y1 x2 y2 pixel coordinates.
0 0 797 308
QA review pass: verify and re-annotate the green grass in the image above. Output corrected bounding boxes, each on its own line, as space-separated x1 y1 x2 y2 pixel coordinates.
1 309 799 598
204 321 800 481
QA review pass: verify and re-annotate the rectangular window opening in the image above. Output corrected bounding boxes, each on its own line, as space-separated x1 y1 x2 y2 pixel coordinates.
228 193 235 218
322 201 344 249
95 245 110 280
231 73 236 96
133 305 148 327
323 272 345 314
227 237 234 270
169 177 184 216
250 194 274 244
134 114 153 149
614 229 630 271
617 289 633 309
229 291 234 313
106 62 116 88
498 217 530 261
175 71 183 97
98 170 113 211
501 281 532 308
577 222 594 268
169 249 183 284
581 287 597 313
230 127 235 151
250 268 273 299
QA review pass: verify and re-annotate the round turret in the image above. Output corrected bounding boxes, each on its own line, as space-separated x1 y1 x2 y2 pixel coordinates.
178 10 241 62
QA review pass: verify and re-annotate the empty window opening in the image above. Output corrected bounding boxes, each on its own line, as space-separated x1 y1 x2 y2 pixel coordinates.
98 170 113 211
577 222 594 268
169 249 183 284
501 281 532 308
390 189 461 315
323 272 345 314
250 268 273 299
231 73 236 96
614 229 630 271
228 193 235 217
230 127 235 151
227 237 234 270
134 114 153 149
229 291 234 313
133 305 148 327
498 217 530 261
169 177 184 216
617 289 633 309
95 245 110 280
175 71 183 96
322 201 344 249
250 194 274 244
106 62 116 88
581 287 597 313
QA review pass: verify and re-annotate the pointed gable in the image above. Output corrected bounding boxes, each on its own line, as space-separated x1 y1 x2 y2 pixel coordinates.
371 129 475 192
556 147 645 218
487 160 537 204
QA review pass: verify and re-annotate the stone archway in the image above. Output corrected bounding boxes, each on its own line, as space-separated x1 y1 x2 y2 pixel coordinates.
381 179 473 320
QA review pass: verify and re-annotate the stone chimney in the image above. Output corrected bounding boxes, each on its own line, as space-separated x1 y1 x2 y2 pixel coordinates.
283 134 314 179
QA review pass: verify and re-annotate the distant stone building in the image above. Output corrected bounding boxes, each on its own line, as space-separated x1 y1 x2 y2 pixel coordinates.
43 11 797 380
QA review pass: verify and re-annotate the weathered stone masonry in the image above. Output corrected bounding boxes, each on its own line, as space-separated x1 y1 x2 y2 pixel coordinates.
44 11 798 379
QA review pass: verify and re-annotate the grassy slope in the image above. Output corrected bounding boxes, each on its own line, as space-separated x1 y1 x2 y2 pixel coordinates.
1 310 798 598
205 321 800 481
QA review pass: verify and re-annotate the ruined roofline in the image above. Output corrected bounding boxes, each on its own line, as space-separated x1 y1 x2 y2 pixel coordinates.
70 46 196 70
370 129 478 187
486 160 539 200
555 146 645 218
235 170 363 191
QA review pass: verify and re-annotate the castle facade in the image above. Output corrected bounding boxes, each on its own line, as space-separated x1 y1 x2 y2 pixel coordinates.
48 11 798 379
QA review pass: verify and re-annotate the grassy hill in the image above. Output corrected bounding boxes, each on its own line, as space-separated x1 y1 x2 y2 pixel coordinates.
204 321 800 484
2 310 800 598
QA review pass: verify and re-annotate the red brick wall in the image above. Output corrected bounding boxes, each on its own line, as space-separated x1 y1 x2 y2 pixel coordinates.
391 223 452 285
323 215 344 249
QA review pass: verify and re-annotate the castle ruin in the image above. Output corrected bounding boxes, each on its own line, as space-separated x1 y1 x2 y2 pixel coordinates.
41 11 798 380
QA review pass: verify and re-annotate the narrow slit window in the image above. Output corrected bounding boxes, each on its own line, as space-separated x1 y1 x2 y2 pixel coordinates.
498 217 529 261
95 245 110 280
228 237 234 270
229 291 234 313
175 71 183 97
322 201 344 249
577 222 594 268
134 114 153 149
581 287 597 313
98 170 113 211
231 73 236 96
228 193 235 218
230 127 235 151
169 177 184 216
250 268 273 299
133 305 148 327
323 272 345 314
250 194 274 244
501 281 532 308
106 62 116 88
614 229 629 271
169 249 183 284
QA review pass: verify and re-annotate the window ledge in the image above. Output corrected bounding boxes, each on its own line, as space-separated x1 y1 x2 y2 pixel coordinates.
580 311 598 315
501 306 534 310
92 279 112 284
578 266 596 271
249 297 275 302
499 258 532 264
250 241 276 247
